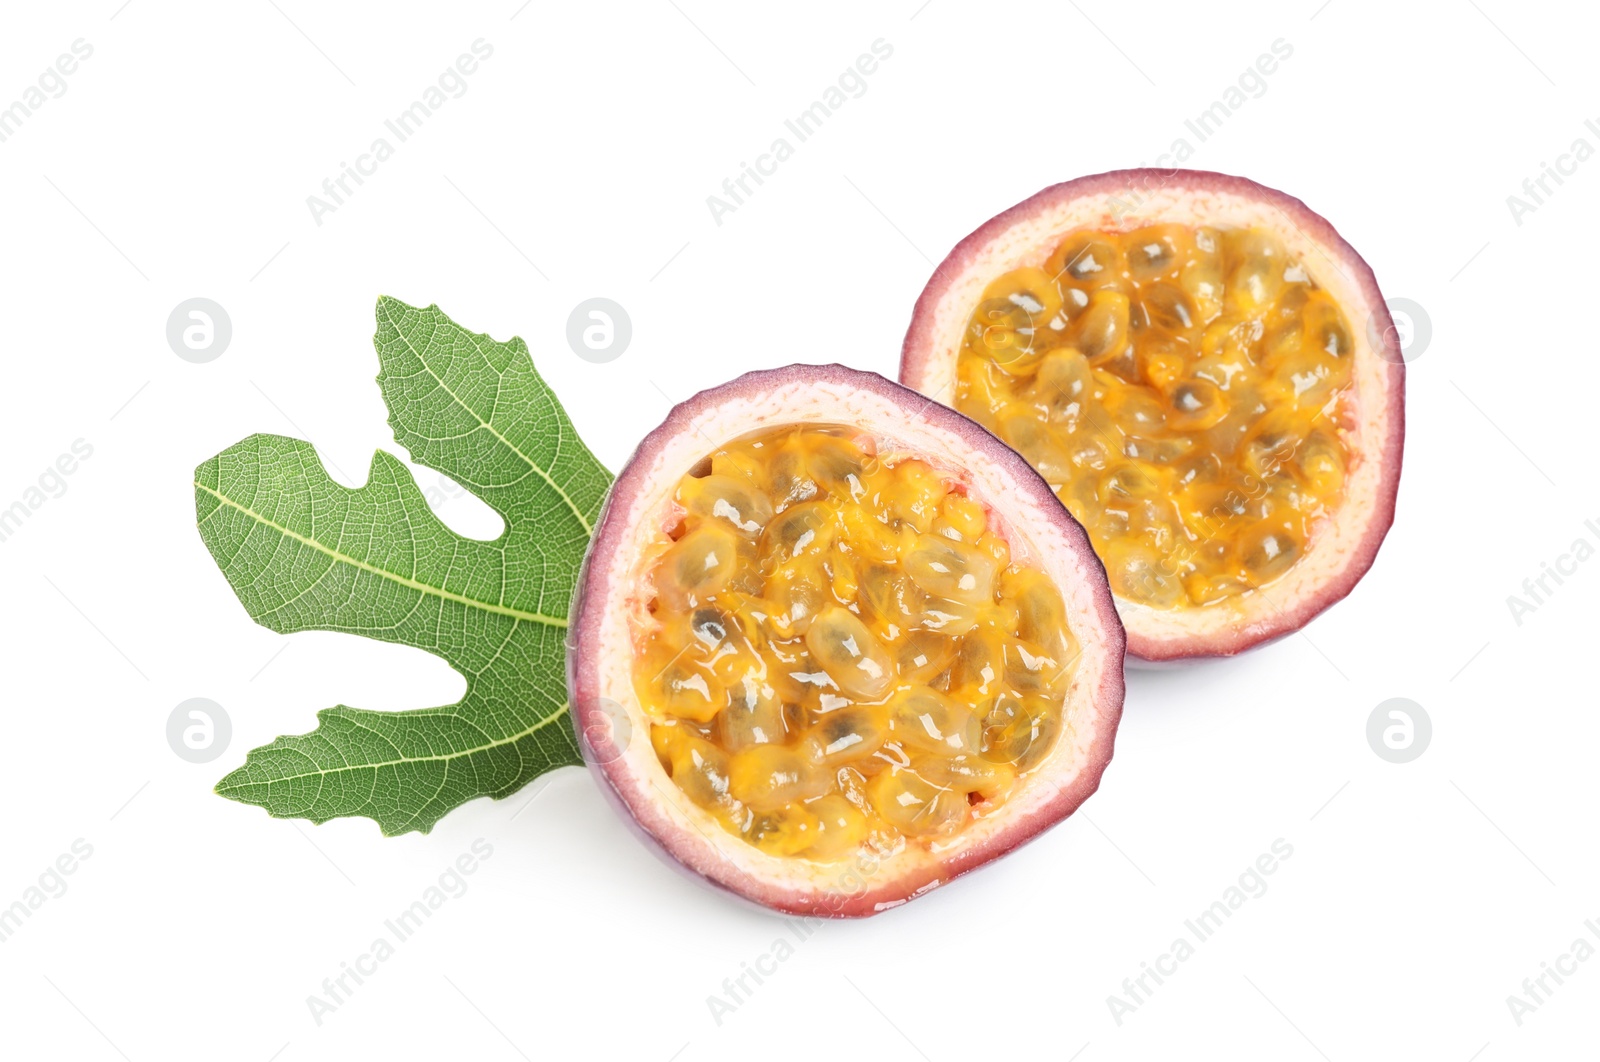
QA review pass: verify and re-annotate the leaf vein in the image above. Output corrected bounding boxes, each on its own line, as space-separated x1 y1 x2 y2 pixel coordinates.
379 300 594 534
194 480 568 629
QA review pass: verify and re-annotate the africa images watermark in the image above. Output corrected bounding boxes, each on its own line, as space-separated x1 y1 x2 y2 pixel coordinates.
1106 38 1295 219
1505 118 1600 227
306 38 494 226
1504 914 1600 1026
0 438 95 546
0 38 94 145
704 844 895 1026
1504 516 1600 626
704 917 822 1026
0 839 94 945
422 471 472 514
1106 838 1295 1026
305 839 495 1025
705 37 894 227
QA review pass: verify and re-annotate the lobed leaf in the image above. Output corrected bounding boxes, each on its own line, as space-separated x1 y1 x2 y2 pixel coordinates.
196 298 611 834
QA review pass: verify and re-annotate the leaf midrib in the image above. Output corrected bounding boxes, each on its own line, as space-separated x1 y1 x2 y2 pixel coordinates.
215 702 571 791
378 299 594 534
195 480 568 629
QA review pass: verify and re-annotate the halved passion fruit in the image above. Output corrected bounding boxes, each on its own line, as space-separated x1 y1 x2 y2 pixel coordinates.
568 365 1124 916
901 169 1404 661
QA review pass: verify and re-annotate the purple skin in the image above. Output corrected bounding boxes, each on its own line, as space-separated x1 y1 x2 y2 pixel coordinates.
900 168 1406 663
567 364 1126 917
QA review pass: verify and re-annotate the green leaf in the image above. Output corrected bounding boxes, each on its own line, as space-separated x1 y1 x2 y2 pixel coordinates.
195 297 612 834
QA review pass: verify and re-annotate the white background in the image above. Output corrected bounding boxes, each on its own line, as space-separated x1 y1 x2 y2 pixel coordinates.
0 1 1593 1059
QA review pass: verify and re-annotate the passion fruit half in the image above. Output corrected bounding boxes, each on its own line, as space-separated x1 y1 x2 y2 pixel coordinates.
901 169 1404 661
568 365 1125 916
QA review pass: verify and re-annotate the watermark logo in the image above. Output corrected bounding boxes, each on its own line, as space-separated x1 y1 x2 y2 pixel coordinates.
1366 698 1430 764
579 696 633 765
972 297 1037 367
565 298 631 363
1366 297 1431 364
167 698 231 763
166 298 232 363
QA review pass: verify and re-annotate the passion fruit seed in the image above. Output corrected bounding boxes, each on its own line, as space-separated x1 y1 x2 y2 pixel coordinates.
634 424 1077 860
956 224 1356 610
